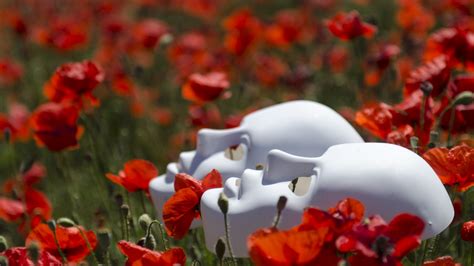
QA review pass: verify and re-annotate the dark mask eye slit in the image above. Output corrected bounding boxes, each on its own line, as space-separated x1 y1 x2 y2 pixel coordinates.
224 144 245 161
288 176 312 196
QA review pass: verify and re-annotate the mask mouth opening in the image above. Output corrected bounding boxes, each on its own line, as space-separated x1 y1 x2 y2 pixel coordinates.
224 144 245 161
288 176 312 196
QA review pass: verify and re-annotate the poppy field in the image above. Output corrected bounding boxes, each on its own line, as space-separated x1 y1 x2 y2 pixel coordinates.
0 0 473 265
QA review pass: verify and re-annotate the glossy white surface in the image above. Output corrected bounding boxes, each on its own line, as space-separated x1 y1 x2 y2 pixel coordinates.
149 100 363 224
201 143 454 257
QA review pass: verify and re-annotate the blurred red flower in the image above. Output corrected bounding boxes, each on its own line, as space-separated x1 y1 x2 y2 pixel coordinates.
422 144 474 191
182 72 230 104
1 247 61 266
265 9 314 48
32 19 89 51
253 55 288 87
44 60 104 109
117 241 186 266
461 220 474 242
326 10 376 41
223 8 262 56
26 223 97 263
396 0 434 37
0 58 23 87
131 19 169 50
338 213 424 265
106 159 158 193
423 256 461 266
424 27 474 70
31 103 82 152
0 102 31 142
163 170 223 239
0 197 25 222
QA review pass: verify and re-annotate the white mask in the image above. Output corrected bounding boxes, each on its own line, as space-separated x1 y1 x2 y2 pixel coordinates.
149 100 363 224
201 143 454 257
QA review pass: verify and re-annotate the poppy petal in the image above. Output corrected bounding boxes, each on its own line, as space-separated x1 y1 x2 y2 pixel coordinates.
163 188 200 239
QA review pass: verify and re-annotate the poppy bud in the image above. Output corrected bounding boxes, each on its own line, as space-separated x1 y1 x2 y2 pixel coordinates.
215 237 226 261
0 256 7 266
27 241 40 264
138 214 152 231
160 33 173 46
0 236 7 252
137 237 146 247
410 136 419 153
461 220 474 242
121 204 130 217
255 164 264 170
452 91 474 106
145 234 156 250
57 217 76 228
277 196 288 213
420 81 433 96
47 220 57 232
218 192 229 215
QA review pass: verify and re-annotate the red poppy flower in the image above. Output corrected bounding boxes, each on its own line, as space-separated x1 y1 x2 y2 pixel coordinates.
423 256 461 266
337 213 424 265
253 55 288 87
461 220 474 242
435 75 474 133
365 44 400 86
30 103 82 152
265 9 313 48
324 46 350 73
386 125 415 148
117 240 186 266
0 58 23 86
355 102 396 139
0 102 30 142
404 56 451 97
26 223 97 263
163 170 223 239
132 19 169 50
248 227 329 266
326 10 377 41
424 27 474 70
422 145 474 191
182 72 230 104
24 188 52 228
0 197 25 222
32 19 88 51
223 8 262 56
188 105 222 128
396 0 434 37
44 60 104 108
1 247 61 266
106 159 158 193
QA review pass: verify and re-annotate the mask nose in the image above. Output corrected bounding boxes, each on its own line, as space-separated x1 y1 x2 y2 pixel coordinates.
223 177 240 198
178 151 196 173
238 169 263 199
262 149 319 185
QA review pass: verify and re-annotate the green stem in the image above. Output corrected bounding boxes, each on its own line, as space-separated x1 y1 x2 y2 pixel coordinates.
147 220 168 250
446 108 456 147
223 214 237 266
139 192 147 214
76 226 100 265
52 229 68 264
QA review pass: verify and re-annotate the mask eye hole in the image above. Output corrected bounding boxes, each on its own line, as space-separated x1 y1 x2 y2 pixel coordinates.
224 144 245 161
288 176 311 196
